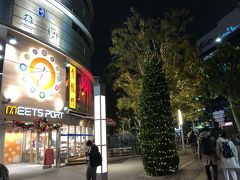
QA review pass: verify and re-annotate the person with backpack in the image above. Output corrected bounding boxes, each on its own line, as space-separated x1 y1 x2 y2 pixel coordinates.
216 131 239 180
198 126 219 180
85 140 102 180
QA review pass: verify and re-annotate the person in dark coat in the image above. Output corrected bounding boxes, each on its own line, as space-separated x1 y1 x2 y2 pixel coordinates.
0 163 10 180
188 130 198 156
211 121 223 139
85 140 99 180
198 126 219 180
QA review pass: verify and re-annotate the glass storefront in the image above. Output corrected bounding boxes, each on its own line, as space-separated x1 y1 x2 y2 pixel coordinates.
3 129 57 165
37 132 49 164
22 131 37 163
60 124 94 164
2 117 95 166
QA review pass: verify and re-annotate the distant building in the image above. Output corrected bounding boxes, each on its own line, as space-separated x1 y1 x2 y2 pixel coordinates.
196 7 240 126
196 7 240 59
0 0 95 166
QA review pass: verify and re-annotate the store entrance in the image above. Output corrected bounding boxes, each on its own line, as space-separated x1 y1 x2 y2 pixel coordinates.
36 131 49 164
22 130 56 165
22 130 37 163
22 131 50 164
4 130 56 165
21 131 50 164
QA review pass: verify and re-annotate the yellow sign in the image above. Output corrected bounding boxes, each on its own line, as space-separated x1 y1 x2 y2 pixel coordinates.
69 65 76 109
5 105 64 119
5 106 17 115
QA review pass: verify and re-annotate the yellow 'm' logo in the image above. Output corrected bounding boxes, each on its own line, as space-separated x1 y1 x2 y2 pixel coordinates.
5 106 17 115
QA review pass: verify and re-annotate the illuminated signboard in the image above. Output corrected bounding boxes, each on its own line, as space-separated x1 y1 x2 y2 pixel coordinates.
19 48 62 100
69 65 76 109
48 27 59 41
5 106 64 119
1 29 66 112
199 24 240 53
21 14 35 32
220 25 240 39
38 6 46 17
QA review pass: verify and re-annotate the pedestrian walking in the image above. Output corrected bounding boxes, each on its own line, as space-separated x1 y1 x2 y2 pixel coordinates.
211 121 223 139
188 130 198 156
216 131 240 180
198 126 219 180
85 140 99 180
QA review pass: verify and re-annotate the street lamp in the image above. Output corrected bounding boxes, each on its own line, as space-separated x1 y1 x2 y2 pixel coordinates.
178 109 185 151
94 80 108 180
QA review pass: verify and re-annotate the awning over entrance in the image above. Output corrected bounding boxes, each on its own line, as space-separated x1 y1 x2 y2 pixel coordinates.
67 110 116 126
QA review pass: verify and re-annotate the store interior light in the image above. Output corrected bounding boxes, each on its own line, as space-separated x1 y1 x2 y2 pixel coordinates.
0 55 3 59
81 90 85 96
0 44 3 51
63 106 69 113
9 38 17 45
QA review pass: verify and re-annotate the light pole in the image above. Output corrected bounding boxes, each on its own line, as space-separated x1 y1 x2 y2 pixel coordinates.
178 109 185 151
94 78 108 180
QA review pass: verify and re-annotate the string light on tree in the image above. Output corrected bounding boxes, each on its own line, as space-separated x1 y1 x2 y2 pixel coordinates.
139 55 179 176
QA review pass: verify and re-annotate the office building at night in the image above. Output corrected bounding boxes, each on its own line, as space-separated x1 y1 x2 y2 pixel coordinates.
196 7 240 127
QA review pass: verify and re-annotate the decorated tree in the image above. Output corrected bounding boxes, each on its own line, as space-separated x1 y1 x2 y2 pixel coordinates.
107 9 205 132
139 54 179 176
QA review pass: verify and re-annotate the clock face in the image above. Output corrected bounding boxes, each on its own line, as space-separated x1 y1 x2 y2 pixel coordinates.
18 48 62 100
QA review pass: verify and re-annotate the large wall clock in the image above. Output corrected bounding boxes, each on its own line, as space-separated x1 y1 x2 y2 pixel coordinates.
18 48 62 100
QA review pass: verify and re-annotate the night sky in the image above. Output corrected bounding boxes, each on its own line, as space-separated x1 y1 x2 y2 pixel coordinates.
90 0 236 76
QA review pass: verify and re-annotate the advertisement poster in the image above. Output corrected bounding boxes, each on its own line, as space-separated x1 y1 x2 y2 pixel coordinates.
44 149 54 167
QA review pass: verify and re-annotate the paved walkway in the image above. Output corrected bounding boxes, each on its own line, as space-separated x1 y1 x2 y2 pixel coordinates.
7 146 240 180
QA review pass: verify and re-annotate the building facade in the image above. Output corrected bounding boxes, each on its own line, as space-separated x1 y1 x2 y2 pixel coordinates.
196 7 240 127
0 0 95 166
196 7 240 59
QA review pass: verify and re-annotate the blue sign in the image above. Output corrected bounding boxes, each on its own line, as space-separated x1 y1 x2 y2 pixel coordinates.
61 133 94 136
38 6 46 17
221 24 240 39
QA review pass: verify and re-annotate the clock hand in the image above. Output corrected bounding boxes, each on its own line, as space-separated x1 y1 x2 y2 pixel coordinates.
36 67 46 86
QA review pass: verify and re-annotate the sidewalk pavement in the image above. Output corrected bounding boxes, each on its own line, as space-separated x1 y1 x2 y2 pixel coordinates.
7 146 240 180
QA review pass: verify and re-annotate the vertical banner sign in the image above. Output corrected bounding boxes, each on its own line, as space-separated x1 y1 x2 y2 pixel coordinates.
69 65 76 109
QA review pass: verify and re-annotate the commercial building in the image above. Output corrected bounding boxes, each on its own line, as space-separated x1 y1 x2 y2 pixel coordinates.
0 0 95 166
196 7 240 59
196 7 240 127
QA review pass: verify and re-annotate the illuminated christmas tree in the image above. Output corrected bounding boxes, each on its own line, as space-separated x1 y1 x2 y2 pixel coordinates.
139 55 179 176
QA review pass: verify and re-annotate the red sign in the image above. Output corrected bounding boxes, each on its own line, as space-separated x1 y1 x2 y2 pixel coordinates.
44 149 54 167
